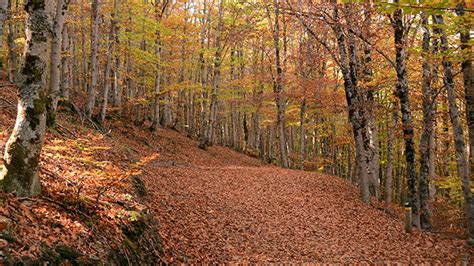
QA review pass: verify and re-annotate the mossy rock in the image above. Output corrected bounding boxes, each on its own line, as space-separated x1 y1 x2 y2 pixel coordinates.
0 232 16 243
107 213 164 265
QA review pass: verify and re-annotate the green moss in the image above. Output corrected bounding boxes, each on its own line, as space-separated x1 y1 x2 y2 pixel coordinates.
26 107 39 130
2 139 41 196
25 0 45 12
0 232 17 243
6 142 27 182
22 54 42 83
25 96 46 130
122 236 137 251
34 96 46 114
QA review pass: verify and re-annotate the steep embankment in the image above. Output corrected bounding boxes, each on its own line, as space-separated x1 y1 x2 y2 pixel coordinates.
0 78 472 264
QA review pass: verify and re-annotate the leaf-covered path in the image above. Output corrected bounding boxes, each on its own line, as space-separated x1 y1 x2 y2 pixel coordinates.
0 80 469 264
140 130 470 264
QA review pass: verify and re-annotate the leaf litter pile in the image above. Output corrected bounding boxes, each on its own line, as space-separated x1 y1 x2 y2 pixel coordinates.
0 80 473 264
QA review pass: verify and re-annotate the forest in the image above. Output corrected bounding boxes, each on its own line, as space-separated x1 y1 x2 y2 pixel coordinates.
0 0 473 264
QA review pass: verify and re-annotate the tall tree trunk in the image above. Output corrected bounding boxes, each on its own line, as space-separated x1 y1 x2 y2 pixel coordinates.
99 0 118 124
300 98 306 170
269 0 289 168
150 0 168 131
60 25 70 99
457 0 474 243
207 0 223 146
331 0 369 203
1 0 50 196
0 0 8 68
359 4 379 199
7 0 17 83
113 28 121 110
46 0 68 126
198 0 209 149
80 0 87 93
85 0 100 118
434 13 474 242
385 104 398 205
269 125 274 162
419 14 433 229
392 7 420 228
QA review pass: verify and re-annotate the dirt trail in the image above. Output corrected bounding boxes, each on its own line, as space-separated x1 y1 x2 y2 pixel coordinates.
138 130 470 264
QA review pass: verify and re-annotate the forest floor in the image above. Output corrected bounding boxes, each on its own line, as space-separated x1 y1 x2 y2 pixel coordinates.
0 78 473 264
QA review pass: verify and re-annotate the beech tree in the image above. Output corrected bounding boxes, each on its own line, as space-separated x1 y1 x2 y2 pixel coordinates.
266 0 289 168
1 0 51 196
433 12 474 242
0 0 8 68
456 1 474 243
418 13 434 229
85 0 100 118
47 0 69 126
390 5 419 228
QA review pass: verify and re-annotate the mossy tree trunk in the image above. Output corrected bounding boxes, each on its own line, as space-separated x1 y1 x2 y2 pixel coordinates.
434 13 474 243
331 0 370 203
391 6 420 228
419 13 433 229
0 0 51 196
456 1 474 243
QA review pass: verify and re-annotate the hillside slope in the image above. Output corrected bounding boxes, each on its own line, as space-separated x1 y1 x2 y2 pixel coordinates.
0 79 472 264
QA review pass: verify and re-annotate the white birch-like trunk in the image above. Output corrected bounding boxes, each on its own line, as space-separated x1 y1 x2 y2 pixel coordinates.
85 0 100 118
46 0 67 126
1 0 51 196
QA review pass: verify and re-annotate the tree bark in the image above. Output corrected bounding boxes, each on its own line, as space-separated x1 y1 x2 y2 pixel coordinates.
419 14 433 229
385 103 398 205
85 0 100 118
358 4 379 199
99 0 118 124
80 0 87 93
269 0 289 168
206 0 223 146
198 0 209 149
1 0 51 196
392 7 420 228
300 98 306 170
434 13 474 242
150 0 168 131
46 0 68 126
457 0 474 243
60 25 70 99
0 0 8 68
7 0 17 83
331 0 369 203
